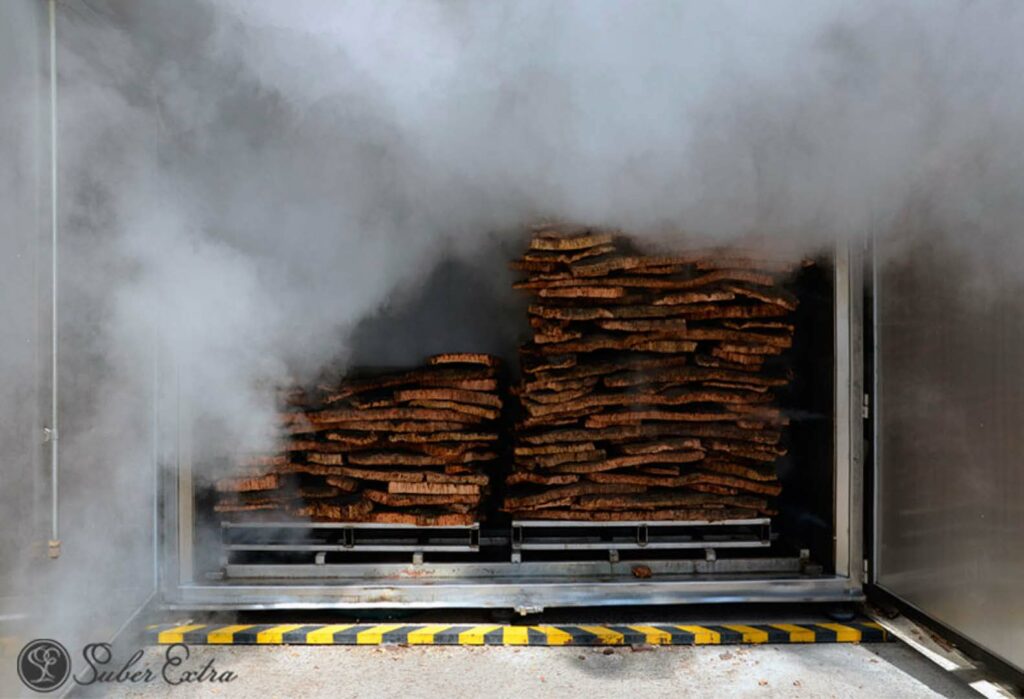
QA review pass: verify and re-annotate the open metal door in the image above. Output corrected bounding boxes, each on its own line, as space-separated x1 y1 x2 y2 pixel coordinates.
1 3 160 693
873 235 1024 673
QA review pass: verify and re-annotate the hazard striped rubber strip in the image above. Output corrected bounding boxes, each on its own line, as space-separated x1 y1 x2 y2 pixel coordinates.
146 621 887 646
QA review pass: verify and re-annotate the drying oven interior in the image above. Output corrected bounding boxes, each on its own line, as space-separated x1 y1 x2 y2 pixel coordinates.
158 241 864 612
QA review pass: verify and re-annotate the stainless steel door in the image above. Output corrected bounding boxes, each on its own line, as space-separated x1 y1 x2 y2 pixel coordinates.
874 235 1024 672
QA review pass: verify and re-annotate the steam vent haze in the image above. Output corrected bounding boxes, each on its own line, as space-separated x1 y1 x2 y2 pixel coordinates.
3 0 1024 683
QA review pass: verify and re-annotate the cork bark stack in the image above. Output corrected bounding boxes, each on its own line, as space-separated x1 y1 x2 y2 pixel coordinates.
214 353 504 526
503 224 802 522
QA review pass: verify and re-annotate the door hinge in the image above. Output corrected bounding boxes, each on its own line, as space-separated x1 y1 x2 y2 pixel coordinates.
863 558 870 580
862 393 870 419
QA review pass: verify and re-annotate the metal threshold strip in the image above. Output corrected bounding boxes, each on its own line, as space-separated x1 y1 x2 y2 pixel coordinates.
168 574 862 611
147 620 888 646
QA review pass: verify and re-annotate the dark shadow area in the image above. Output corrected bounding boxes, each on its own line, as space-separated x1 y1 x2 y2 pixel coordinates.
345 235 529 372
775 258 836 571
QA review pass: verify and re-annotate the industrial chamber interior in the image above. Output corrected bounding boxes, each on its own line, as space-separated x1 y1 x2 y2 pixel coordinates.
160 244 864 611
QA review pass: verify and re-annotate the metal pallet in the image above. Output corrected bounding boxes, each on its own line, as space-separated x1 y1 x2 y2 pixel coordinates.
510 518 771 562
220 518 771 569
221 521 487 565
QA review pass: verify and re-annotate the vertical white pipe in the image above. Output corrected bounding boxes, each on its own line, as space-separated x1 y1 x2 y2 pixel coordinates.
152 339 159 586
48 0 60 558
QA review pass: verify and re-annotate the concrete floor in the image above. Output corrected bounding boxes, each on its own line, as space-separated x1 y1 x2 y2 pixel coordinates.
93 642 977 699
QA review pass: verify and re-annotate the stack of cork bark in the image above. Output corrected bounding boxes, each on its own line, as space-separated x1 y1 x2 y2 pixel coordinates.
214 353 503 526
503 224 800 522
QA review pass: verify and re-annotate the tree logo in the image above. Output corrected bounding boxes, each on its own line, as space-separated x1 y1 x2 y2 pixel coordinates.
17 639 71 693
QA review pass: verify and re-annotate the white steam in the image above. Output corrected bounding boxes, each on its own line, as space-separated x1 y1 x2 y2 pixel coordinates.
89 0 1024 442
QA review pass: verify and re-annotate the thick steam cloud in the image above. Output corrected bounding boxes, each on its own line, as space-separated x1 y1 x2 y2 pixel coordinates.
59 0 1024 451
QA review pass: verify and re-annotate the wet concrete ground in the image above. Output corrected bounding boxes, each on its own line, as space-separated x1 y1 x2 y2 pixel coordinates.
1 604 989 697
95 641 978 698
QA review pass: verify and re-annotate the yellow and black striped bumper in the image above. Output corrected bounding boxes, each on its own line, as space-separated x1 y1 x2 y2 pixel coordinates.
147 621 887 646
